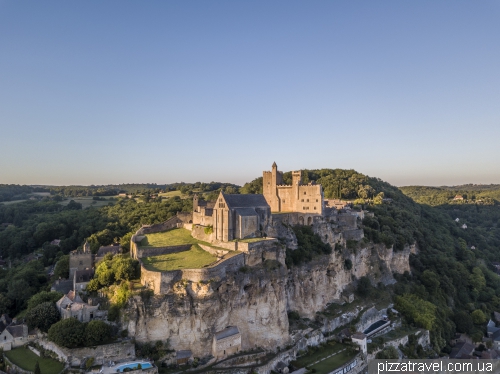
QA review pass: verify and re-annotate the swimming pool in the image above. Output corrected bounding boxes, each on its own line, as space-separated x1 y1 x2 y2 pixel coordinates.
115 362 153 372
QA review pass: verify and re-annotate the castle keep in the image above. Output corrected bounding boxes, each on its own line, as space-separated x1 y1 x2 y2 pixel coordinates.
263 162 324 214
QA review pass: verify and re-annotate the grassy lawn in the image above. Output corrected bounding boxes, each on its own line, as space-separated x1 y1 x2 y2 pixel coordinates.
142 244 217 271
58 197 114 209
5 346 64 374
292 342 345 368
159 190 184 198
139 228 206 247
235 237 268 243
309 350 357 374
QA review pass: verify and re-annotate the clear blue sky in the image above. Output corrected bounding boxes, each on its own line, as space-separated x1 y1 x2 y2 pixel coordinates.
1 1 499 187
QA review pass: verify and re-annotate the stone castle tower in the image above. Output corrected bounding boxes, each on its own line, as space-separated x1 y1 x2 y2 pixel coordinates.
263 162 323 214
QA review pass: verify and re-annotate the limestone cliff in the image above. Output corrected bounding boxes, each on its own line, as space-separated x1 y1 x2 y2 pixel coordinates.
285 242 414 319
123 263 290 356
124 218 415 356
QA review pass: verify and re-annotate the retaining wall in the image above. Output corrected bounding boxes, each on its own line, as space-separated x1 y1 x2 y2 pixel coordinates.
37 339 135 367
140 253 245 295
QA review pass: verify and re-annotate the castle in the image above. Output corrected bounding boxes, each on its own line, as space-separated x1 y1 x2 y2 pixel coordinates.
263 162 324 215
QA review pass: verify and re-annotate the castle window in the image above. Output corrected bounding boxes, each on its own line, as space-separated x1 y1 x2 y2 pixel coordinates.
304 192 306 195
316 199 318 202
307 199 309 202
314 207 317 210
301 199 304 202
79 261 83 265
282 200 285 203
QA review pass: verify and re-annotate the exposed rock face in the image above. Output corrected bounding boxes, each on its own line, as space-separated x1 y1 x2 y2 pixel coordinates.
123 264 290 356
124 217 415 356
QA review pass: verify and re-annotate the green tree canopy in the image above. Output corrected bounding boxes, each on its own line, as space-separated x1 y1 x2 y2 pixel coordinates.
48 318 85 348
26 301 60 332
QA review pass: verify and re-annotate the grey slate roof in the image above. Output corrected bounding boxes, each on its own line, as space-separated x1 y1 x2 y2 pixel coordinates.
215 326 240 340
223 194 269 208
234 208 259 217
449 342 475 358
6 325 25 338
351 332 367 340
51 279 73 294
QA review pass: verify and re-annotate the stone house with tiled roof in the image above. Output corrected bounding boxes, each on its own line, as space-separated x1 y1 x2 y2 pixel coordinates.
56 291 100 323
0 315 31 351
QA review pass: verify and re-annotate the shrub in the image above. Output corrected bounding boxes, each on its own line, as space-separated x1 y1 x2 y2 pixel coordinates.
85 320 112 346
26 301 60 332
48 318 85 348
344 259 353 270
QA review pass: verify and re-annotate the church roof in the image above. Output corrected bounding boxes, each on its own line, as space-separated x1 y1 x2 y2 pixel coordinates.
223 194 269 209
214 326 240 340
234 208 259 217
6 325 25 338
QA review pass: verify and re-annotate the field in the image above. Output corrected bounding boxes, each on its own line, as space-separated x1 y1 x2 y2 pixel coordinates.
4 346 64 374
141 244 217 271
159 190 184 198
58 197 115 209
139 228 207 247
307 350 357 374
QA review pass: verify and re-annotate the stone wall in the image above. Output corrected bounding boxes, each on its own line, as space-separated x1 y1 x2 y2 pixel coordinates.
136 216 183 235
198 244 228 258
342 229 364 241
140 254 245 295
37 339 135 366
191 225 213 242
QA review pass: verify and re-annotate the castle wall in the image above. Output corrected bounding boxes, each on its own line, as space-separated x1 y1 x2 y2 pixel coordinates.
140 253 245 295
37 339 135 366
136 216 183 235
191 225 214 242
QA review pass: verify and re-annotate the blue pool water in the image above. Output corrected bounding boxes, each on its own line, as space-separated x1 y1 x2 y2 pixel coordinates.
116 362 153 372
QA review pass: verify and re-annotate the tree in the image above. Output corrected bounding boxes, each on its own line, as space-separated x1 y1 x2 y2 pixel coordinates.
453 311 473 334
86 278 101 293
375 346 399 359
48 318 85 348
27 291 63 311
26 301 60 332
395 294 436 330
85 320 112 346
54 255 69 279
471 309 486 325
357 276 372 296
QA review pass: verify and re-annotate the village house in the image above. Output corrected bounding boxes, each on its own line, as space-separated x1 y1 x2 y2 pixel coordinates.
0 315 33 351
212 326 241 359
56 291 100 322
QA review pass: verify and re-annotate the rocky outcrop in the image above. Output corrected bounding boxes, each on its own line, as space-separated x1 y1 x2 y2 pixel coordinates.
124 215 415 357
123 264 290 356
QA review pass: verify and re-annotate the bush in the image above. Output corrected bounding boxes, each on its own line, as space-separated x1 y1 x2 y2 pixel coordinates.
85 320 112 346
48 318 85 348
344 259 353 270
26 301 60 332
